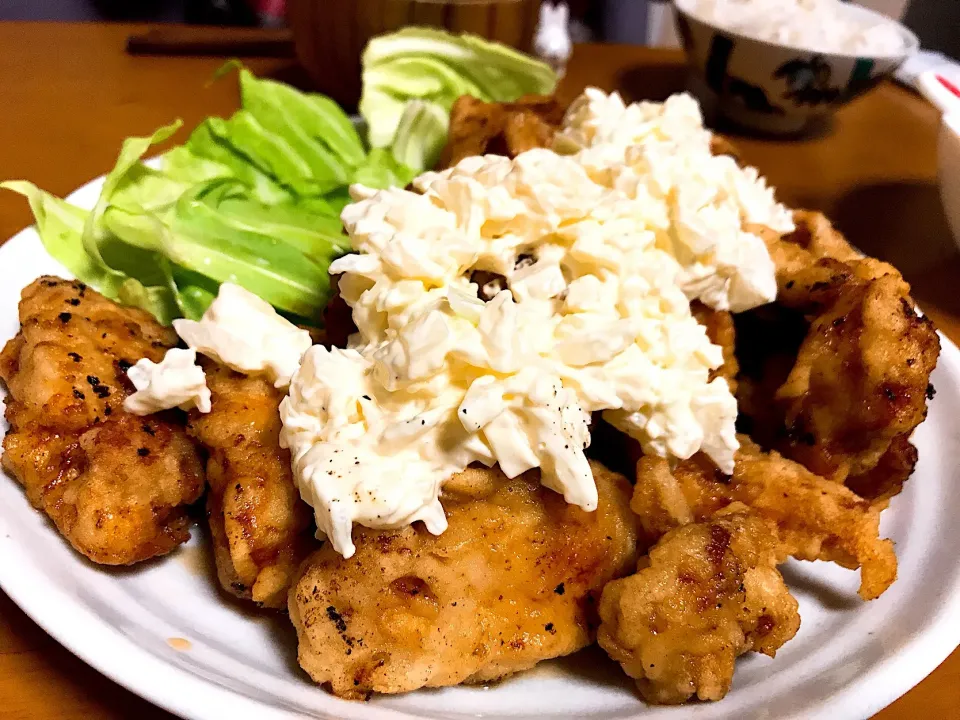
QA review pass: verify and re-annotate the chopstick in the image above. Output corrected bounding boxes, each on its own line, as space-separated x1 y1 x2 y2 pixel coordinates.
938 74 960 100
126 26 295 58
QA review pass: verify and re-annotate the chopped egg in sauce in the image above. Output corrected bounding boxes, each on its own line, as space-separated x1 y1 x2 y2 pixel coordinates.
124 348 211 415
126 283 310 413
281 88 793 558
173 283 312 389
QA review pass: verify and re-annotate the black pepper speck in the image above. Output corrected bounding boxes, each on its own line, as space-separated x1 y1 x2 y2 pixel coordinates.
326 606 348 633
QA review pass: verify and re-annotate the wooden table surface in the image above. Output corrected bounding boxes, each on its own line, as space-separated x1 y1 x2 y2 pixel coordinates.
0 21 958 720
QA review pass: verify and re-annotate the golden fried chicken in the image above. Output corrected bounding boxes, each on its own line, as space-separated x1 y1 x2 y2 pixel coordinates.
599 508 799 704
439 94 564 168
631 437 897 600
739 211 940 501
845 434 919 508
289 461 637 698
775 260 939 488
749 210 860 280
502 108 559 155
692 301 738 393
783 210 860 264
187 362 314 608
0 277 204 564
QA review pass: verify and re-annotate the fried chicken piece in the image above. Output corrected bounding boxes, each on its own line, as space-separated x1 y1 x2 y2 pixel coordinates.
845 433 918 508
440 96 503 167
440 94 563 168
502 108 558 156
187 362 314 608
740 212 939 499
783 210 860 263
289 461 637 698
631 437 897 600
774 260 939 485
692 301 738 393
0 277 204 564
749 210 861 283
598 508 800 704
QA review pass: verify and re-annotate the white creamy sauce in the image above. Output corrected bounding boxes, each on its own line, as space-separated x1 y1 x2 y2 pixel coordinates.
173 283 312 389
124 348 211 415
679 0 907 55
281 89 793 558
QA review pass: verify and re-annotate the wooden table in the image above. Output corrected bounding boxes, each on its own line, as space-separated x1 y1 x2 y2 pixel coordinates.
0 21 958 720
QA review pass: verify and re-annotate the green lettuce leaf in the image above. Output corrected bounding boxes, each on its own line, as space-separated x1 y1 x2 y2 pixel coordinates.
117 274 180 326
175 123 292 203
177 179 349 261
102 182 337 320
4 63 424 327
206 111 338 195
0 181 106 288
233 65 366 169
0 181 182 324
350 148 417 189
359 89 410 148
360 26 558 149
391 100 449 173
83 122 182 268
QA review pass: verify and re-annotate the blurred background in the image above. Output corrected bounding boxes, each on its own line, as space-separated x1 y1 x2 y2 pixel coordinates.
0 0 956 59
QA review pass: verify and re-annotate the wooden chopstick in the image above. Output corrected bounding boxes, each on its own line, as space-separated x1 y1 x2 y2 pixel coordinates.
126 26 295 58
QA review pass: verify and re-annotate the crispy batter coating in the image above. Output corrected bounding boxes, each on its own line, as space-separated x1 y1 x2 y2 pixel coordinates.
692 301 738 393
740 211 940 501
782 210 860 264
775 261 939 486
631 437 897 600
0 277 204 564
187 362 314 608
598 508 800 704
845 433 919 509
289 461 637 698
439 94 564 168
749 210 861 280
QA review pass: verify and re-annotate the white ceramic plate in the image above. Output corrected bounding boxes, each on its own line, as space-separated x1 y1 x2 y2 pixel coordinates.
2 175 960 720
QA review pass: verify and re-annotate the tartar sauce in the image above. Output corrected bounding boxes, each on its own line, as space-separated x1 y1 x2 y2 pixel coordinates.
281 89 792 558
124 348 211 415
173 283 312 389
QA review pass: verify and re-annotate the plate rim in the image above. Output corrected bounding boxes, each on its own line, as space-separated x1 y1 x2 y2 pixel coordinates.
1 172 959 720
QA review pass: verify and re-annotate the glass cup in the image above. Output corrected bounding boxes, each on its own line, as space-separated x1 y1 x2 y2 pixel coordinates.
287 0 543 108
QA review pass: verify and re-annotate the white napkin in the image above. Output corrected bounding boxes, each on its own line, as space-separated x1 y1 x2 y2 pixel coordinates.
895 50 960 92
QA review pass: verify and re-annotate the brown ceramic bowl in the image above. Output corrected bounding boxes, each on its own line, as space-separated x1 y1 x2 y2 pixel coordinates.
287 0 542 109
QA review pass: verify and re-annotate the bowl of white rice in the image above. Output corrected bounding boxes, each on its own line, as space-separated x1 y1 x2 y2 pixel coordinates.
673 0 919 134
